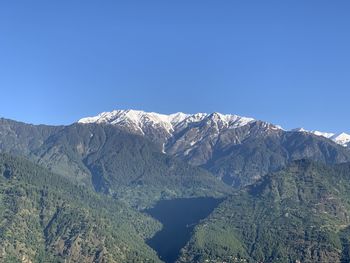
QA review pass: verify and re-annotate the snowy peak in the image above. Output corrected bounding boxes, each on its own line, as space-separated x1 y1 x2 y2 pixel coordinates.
78 109 262 155
331 133 350 147
292 128 350 147
167 112 189 124
205 112 255 128
292 128 308 133
78 109 256 134
311 131 335 139
79 109 187 125
79 109 186 134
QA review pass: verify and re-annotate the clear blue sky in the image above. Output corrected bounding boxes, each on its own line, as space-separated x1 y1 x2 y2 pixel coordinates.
0 1 349 133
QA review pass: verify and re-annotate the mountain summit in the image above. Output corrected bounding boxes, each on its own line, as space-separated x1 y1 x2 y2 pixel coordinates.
78 109 256 137
79 109 350 147
78 110 260 153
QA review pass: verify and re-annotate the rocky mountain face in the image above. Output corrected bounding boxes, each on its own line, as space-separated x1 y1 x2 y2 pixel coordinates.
79 110 350 187
79 109 350 149
78 110 255 148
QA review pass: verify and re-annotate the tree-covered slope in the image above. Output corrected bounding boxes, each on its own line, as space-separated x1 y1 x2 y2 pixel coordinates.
178 160 350 263
0 153 163 263
35 123 231 207
0 118 62 156
0 120 230 208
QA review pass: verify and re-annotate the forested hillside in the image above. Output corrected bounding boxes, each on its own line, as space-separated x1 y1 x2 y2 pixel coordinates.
179 160 350 263
0 120 230 208
0 153 162 262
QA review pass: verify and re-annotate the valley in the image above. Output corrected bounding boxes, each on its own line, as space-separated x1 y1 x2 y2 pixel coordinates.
145 197 223 263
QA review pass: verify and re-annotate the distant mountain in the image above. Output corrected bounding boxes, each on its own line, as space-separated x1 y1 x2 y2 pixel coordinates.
334 133 350 147
178 160 350 263
293 128 350 147
79 110 350 187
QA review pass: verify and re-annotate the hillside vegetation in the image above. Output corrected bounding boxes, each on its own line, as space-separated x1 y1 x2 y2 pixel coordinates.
179 160 350 263
0 154 162 262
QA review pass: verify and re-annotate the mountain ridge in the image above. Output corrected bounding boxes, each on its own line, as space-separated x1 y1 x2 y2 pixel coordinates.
2 113 350 189
293 127 350 147
78 109 350 147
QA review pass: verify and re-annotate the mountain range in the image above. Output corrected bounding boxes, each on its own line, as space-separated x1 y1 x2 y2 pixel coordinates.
79 109 350 148
79 110 350 187
1 109 350 262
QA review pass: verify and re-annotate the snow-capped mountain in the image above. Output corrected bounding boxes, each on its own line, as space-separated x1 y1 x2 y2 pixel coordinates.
78 109 255 133
330 133 350 147
79 110 350 149
79 109 282 166
79 110 189 135
78 109 258 146
292 128 350 147
78 109 350 187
